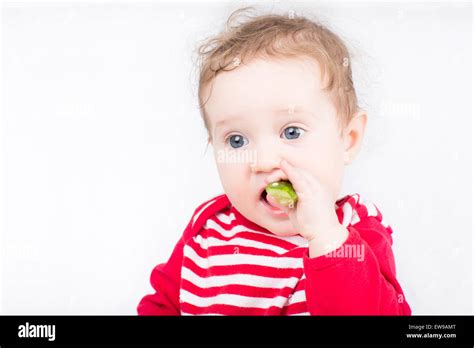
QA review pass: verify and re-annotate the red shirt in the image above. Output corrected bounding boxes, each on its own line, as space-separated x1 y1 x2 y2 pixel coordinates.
137 193 411 315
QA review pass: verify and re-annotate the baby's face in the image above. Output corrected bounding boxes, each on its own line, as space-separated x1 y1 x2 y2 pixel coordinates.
205 57 351 237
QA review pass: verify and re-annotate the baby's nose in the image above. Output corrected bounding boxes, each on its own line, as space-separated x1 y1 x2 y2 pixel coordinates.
250 149 281 174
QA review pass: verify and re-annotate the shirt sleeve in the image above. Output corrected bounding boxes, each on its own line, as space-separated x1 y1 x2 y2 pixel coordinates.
137 235 185 316
302 210 412 315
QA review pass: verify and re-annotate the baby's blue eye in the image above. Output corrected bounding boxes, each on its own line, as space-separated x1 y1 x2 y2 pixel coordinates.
282 126 305 140
227 134 248 148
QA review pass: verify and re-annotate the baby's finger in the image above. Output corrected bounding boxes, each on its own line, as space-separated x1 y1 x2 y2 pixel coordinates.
279 159 307 196
298 168 323 191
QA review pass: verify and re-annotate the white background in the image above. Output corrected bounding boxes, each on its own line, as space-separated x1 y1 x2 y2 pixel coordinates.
0 1 472 314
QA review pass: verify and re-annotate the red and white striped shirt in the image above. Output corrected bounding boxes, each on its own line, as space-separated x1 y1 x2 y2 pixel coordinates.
137 193 411 315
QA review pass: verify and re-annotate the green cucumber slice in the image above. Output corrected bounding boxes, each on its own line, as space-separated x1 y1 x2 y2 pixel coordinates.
265 180 298 208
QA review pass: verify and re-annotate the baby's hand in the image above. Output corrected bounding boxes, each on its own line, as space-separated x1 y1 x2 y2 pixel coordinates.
264 159 342 242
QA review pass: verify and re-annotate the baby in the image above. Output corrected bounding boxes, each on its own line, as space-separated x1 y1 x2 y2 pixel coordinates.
137 8 411 315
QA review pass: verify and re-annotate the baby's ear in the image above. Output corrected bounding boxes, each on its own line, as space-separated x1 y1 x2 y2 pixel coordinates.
343 110 367 165
204 135 213 154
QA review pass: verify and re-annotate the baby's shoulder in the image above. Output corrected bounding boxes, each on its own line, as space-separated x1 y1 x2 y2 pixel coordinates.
336 193 390 230
182 193 231 242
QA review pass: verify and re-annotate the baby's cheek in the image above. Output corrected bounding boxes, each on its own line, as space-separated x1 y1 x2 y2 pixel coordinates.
219 168 249 196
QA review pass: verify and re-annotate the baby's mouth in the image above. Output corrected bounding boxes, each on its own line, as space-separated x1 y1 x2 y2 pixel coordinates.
259 188 286 214
260 190 269 204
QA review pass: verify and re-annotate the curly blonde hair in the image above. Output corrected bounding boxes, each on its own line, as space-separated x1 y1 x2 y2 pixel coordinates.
196 7 358 142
